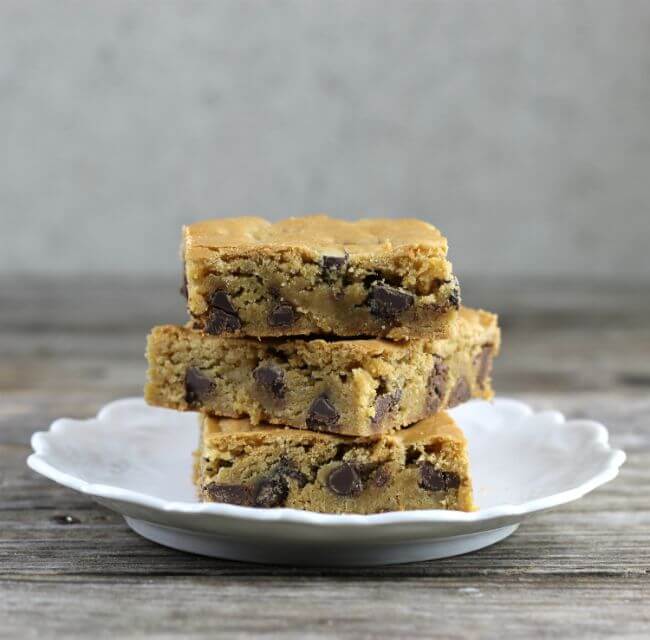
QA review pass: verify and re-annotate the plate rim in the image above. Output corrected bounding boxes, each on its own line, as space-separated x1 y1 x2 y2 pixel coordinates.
27 396 626 528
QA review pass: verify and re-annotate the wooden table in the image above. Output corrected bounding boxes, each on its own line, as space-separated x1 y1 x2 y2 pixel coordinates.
2 278 649 638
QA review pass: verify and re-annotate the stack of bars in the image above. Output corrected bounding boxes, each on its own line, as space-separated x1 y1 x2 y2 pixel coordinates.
145 216 501 514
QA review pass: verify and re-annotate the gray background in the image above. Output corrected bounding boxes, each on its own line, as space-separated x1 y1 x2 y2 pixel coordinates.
1 0 649 281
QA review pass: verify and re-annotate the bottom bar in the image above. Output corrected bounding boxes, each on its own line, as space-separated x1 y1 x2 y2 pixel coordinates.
195 412 474 514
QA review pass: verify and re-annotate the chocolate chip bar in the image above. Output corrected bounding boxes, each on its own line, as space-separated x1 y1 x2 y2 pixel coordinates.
182 215 460 340
195 411 474 513
146 307 499 436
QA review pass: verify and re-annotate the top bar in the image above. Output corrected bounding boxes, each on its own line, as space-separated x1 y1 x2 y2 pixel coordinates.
182 215 460 339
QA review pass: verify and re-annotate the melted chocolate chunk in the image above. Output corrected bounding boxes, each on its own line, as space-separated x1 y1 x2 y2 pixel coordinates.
475 344 494 388
327 462 363 497
254 475 289 508
206 290 242 334
268 303 296 328
306 395 340 431
448 377 471 407
253 364 286 399
322 252 349 270
204 483 254 506
367 283 414 320
426 360 448 413
207 457 308 509
185 367 214 406
418 463 460 492
210 290 238 314
370 388 402 429
273 456 309 488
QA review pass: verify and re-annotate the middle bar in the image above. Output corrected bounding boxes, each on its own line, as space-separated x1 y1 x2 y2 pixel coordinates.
145 307 499 437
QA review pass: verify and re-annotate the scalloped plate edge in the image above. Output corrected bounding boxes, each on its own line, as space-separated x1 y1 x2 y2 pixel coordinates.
27 397 626 528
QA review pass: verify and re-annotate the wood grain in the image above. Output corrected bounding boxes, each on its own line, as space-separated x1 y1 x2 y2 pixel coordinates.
1 278 648 639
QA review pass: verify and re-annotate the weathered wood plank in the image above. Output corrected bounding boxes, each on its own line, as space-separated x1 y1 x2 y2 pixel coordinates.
2 505 648 578
1 575 648 640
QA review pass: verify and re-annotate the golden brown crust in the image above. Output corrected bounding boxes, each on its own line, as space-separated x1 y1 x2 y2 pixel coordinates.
184 215 447 259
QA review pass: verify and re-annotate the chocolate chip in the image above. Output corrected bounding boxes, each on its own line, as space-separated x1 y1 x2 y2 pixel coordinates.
373 466 392 488
306 395 340 431
210 290 237 314
418 463 460 492
448 377 471 407
322 252 349 270
370 388 402 429
268 303 296 328
254 475 289 508
273 457 309 488
426 360 448 413
206 290 242 334
367 283 414 320
253 364 286 399
207 309 241 333
448 286 461 309
475 344 494 388
204 483 254 506
327 463 363 497
185 367 214 406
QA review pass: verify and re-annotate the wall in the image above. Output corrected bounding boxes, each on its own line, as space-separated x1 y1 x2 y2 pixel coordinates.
1 1 649 280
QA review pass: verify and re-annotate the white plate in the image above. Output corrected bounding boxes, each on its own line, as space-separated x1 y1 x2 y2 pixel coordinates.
27 398 625 566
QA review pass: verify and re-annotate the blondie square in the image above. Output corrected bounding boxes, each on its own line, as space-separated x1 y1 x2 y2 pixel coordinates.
146 307 499 437
182 215 459 340
195 411 474 514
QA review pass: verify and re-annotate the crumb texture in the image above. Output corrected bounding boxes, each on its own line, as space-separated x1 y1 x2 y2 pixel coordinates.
145 307 500 436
